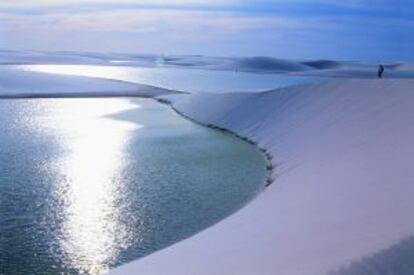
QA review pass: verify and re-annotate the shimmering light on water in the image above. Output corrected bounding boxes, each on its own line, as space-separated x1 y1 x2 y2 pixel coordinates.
0 98 267 274
49 100 139 274
22 65 131 85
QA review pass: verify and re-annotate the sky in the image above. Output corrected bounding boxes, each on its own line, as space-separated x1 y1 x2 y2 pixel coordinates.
1 0 414 61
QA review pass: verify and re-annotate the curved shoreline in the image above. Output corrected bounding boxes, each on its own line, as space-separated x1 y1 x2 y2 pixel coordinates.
156 97 275 188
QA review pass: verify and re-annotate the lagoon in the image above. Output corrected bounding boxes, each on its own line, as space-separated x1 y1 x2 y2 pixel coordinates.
0 98 267 274
20 64 321 93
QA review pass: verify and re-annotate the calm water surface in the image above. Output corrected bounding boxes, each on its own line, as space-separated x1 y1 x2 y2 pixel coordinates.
20 64 321 93
0 98 267 274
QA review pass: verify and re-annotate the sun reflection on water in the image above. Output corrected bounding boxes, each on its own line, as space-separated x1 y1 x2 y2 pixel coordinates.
20 64 132 82
40 98 141 274
0 97 268 274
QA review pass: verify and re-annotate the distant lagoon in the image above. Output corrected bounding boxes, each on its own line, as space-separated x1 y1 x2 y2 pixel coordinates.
19 64 322 93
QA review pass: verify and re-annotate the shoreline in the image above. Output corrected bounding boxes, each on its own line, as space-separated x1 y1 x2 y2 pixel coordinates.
156 97 275 188
0 91 276 190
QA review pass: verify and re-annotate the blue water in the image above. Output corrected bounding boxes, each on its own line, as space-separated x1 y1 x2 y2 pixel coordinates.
19 65 321 93
0 98 267 274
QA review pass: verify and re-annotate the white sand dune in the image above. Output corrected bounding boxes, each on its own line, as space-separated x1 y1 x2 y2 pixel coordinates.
110 79 414 275
0 49 107 65
0 66 177 98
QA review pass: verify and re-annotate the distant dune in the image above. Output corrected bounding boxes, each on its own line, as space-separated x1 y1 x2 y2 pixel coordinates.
2 50 414 78
301 59 341 69
231 56 310 72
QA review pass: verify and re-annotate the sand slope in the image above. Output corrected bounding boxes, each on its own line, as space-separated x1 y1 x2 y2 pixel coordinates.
111 79 414 275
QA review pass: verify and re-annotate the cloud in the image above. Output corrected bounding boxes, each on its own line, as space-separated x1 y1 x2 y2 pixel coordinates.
0 0 405 11
0 0 412 60
0 8 328 56
0 0 238 9
0 9 310 34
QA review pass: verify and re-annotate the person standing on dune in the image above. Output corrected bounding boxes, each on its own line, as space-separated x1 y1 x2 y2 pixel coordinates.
378 64 385 78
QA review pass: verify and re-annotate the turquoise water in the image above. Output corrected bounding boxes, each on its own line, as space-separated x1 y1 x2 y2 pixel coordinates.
0 98 267 274
19 65 321 93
